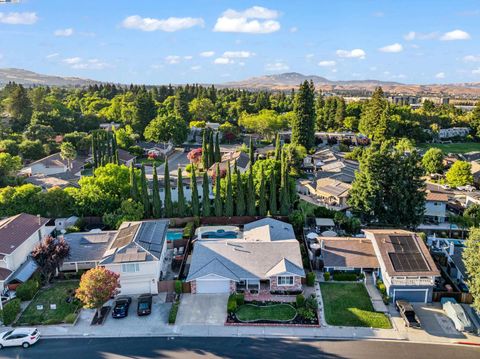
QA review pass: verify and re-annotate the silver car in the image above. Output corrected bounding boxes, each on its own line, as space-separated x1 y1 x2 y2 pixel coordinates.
443 301 474 332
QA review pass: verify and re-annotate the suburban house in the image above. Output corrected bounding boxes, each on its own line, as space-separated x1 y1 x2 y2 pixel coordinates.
0 213 55 292
99 220 169 295
424 191 449 224
137 141 174 159
302 148 359 183
186 218 305 294
315 218 335 233
364 229 440 303
61 231 117 272
438 127 470 139
207 151 250 176
99 122 121 131
313 178 351 208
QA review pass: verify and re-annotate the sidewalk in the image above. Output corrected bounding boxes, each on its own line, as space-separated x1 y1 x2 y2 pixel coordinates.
364 274 388 313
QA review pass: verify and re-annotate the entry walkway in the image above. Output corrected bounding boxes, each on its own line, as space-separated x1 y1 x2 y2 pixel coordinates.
364 273 388 313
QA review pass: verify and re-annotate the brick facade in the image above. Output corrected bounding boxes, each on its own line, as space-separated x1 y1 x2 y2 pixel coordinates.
269 276 302 291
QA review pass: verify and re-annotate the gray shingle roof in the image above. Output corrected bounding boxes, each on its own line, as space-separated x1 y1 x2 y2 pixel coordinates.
243 218 295 241
64 231 116 263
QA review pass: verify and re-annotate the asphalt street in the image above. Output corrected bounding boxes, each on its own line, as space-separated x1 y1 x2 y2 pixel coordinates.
0 337 479 359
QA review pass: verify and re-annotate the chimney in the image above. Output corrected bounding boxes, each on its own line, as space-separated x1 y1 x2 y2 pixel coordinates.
449 242 454 256
37 214 41 225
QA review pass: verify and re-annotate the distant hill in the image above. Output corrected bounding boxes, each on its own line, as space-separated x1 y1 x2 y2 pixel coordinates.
0 68 102 87
223 72 480 97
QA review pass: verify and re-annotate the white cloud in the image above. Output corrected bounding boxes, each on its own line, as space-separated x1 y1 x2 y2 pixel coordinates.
331 68 338 73
379 43 403 53
0 12 38 25
369 66 377 71
290 26 298 33
191 65 201 71
336 48 366 59
214 57 233 65
213 6 280 34
435 72 445 79
54 28 74 37
372 11 384 17
305 54 314 60
473 68 480 75
440 29 471 41
318 60 336 67
222 51 254 58
122 15 204 32
184 55 193 60
265 62 289 71
200 51 215 57
46 53 59 59
404 31 438 41
63 57 110 70
165 55 181 64
464 55 480 62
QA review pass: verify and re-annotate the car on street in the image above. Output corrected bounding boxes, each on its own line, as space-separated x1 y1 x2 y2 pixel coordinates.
395 300 421 328
0 328 40 349
112 296 132 319
137 293 153 316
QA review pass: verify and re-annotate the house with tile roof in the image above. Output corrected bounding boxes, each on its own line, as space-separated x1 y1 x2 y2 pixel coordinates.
186 218 305 294
0 213 54 292
424 191 449 224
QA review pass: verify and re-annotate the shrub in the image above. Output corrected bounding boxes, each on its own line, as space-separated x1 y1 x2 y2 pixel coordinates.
296 294 306 308
235 293 245 306
306 272 316 287
168 301 180 324
227 294 238 313
16 278 41 301
358 273 365 280
1 299 21 325
174 280 183 295
376 279 387 294
64 313 77 324
183 222 195 239
298 307 316 320
323 272 331 281
128 145 144 157
306 295 318 310
332 271 358 281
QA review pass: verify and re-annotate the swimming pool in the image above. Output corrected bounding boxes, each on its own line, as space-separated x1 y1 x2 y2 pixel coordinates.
202 229 238 239
166 231 183 241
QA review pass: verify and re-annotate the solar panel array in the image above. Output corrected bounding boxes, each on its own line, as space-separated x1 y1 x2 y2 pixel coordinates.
110 223 140 249
135 221 168 258
388 235 430 272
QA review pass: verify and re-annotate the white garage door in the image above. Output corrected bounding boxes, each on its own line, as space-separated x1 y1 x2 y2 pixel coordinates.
196 279 230 294
120 281 152 295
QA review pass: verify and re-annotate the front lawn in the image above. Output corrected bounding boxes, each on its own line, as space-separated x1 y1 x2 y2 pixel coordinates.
417 142 480 154
17 281 81 325
320 283 391 329
235 303 297 322
136 156 164 167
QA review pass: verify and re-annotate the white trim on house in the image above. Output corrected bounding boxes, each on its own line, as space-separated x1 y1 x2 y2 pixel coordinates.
392 288 429 303
277 276 294 286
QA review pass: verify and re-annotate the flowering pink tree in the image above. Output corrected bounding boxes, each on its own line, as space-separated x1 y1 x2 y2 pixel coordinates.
75 267 120 316
187 148 202 164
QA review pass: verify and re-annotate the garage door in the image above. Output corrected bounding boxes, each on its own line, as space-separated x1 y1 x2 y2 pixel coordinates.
120 281 152 295
393 289 428 303
196 279 230 294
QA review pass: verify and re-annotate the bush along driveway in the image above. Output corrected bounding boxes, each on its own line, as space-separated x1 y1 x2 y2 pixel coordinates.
16 281 81 326
226 293 319 325
320 282 391 329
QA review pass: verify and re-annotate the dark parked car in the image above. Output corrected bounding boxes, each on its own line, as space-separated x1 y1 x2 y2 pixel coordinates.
112 296 132 319
137 294 152 316
395 300 421 329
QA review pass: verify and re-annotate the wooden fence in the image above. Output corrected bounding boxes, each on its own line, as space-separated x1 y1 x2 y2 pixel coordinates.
432 291 473 304
157 280 191 293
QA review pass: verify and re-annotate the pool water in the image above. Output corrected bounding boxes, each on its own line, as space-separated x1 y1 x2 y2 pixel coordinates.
166 231 183 241
202 229 238 239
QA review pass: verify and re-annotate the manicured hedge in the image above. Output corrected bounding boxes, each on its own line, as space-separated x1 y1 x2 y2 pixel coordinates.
168 301 180 324
323 272 331 281
332 272 358 281
1 299 21 325
306 272 316 286
174 280 183 295
235 293 244 306
227 294 237 313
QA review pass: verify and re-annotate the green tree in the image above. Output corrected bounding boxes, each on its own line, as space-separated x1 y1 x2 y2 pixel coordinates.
249 137 255 165
24 123 54 142
37 187 75 218
152 166 162 218
348 142 425 227
224 162 234 216
446 161 473 187
129 162 139 202
0 139 20 156
214 163 223 216
140 165 150 218
202 172 211 217
202 130 209 170
164 161 173 217
246 167 256 216
292 80 316 150
103 199 144 229
214 132 221 162
235 168 245 216
269 169 277 215
274 133 281 160
0 153 22 186
132 90 157 136
177 167 186 217
19 139 45 161
463 228 480 311
144 114 188 145
422 148 444 174
359 87 388 139
258 165 267 216
174 89 191 121
190 166 200 217
464 204 480 227
189 98 214 122
60 142 77 170
208 131 214 166
5 84 32 131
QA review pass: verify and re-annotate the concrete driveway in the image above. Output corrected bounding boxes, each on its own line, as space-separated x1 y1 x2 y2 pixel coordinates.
412 303 466 339
176 294 228 325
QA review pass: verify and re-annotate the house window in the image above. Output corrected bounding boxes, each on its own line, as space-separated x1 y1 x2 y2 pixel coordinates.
121 263 140 273
277 276 294 286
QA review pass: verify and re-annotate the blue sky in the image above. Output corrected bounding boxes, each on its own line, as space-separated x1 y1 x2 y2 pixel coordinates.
0 0 479 85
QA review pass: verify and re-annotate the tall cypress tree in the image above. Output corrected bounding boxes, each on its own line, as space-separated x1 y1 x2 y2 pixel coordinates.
191 166 200 217
177 167 186 217
202 130 208 170
292 80 316 150
246 167 256 216
214 132 221 163
129 162 139 201
224 162 234 216
280 149 291 215
140 165 151 218
249 137 255 165
164 161 173 217
152 166 162 218
258 165 267 216
269 169 277 215
274 133 281 161
214 163 223 216
235 168 245 216
208 130 214 167
202 171 211 217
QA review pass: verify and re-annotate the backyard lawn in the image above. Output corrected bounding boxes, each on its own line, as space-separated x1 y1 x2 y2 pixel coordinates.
17 281 81 326
136 157 164 167
235 303 297 322
320 283 391 329
417 142 480 154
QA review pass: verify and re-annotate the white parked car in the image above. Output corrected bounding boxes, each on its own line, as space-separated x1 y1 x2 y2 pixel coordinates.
0 328 40 349
443 301 474 332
